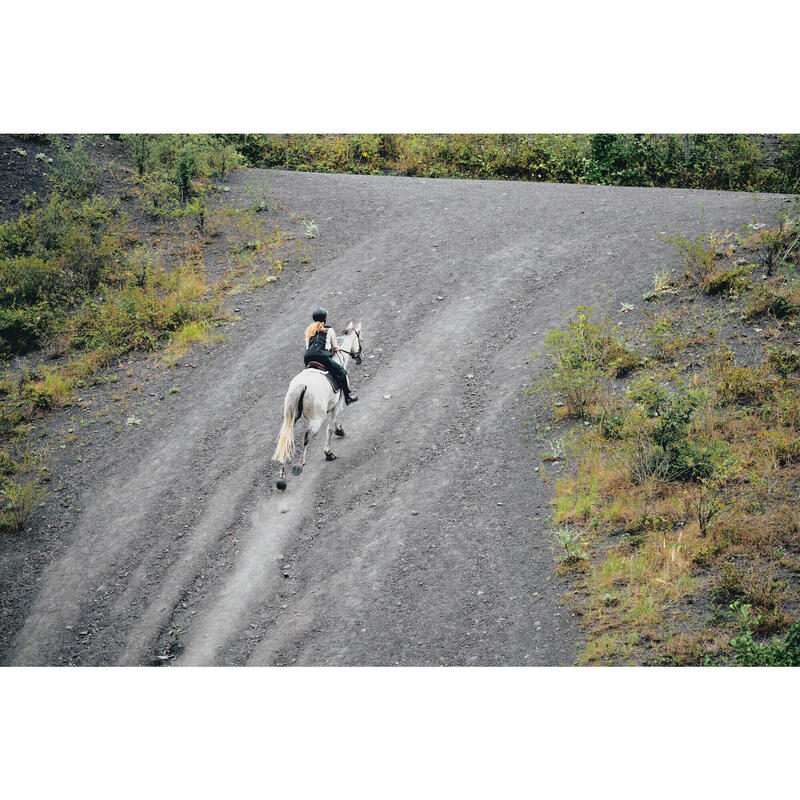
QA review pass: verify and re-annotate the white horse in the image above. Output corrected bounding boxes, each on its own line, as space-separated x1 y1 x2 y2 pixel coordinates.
273 321 363 490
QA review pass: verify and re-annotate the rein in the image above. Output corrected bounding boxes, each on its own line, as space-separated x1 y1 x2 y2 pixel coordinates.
336 330 363 362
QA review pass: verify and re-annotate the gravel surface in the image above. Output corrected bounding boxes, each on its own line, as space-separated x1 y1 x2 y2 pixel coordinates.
1 168 789 665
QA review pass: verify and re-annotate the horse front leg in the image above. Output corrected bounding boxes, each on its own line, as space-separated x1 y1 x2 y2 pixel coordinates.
325 398 345 459
323 416 336 460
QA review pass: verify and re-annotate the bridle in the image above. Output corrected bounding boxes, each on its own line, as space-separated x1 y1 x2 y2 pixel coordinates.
337 328 363 365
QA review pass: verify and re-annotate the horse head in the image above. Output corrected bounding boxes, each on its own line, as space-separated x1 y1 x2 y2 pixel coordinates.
339 321 363 365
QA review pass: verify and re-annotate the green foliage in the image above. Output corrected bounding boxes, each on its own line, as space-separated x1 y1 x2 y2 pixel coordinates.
245 179 270 212
767 345 800 377
553 526 588 564
49 137 98 198
228 134 800 192
0 194 127 354
729 602 800 666
175 148 198 204
541 307 638 417
745 283 800 320
0 476 46 533
123 135 243 217
704 263 754 295
626 378 726 482
644 314 677 360
709 349 772 406
128 134 151 176
660 227 727 284
627 378 703 451
68 265 215 357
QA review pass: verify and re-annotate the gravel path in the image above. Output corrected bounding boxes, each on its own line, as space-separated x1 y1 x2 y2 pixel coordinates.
2 169 788 665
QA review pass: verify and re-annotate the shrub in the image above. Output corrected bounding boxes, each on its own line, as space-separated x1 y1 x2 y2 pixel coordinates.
175 148 198 204
703 263 754 295
644 313 678 360
0 477 46 533
49 137 98 198
712 564 786 632
0 303 60 355
729 602 800 665
553 526 588 564
542 307 638 417
660 228 729 284
68 265 215 356
627 377 703 451
740 215 800 276
624 378 728 482
745 284 800 320
709 349 771 406
767 345 800 377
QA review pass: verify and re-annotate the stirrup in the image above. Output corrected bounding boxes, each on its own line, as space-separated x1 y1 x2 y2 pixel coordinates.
344 394 359 405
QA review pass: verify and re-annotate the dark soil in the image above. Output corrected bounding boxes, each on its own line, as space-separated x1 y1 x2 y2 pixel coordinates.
0 150 791 664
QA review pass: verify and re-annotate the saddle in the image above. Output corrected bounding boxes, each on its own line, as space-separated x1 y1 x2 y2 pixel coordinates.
305 362 341 393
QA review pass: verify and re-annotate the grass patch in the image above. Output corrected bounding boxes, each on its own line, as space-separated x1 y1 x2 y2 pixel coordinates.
537 211 800 664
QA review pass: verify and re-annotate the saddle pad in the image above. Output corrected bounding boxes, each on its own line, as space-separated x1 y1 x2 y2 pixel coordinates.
304 365 339 393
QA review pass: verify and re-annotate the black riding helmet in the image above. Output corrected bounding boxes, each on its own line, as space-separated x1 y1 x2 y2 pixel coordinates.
312 307 328 322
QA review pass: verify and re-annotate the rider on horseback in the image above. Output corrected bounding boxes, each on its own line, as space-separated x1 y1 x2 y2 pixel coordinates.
304 307 359 404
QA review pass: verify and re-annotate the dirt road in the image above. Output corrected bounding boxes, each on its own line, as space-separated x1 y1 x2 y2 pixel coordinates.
2 169 788 665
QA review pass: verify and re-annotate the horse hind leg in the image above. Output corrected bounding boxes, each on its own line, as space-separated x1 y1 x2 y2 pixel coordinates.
294 417 323 474
292 428 310 475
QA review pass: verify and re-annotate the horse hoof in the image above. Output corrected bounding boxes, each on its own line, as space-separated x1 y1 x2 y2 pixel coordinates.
334 427 345 437
325 452 337 461
276 478 287 491
291 465 303 476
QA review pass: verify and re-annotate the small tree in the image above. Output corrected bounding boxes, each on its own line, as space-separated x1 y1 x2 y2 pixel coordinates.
175 148 198 204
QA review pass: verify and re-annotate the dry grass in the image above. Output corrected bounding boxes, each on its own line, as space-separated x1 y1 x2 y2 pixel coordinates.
541 217 800 664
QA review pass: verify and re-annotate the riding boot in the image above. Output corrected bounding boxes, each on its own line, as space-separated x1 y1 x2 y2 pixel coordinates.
344 387 359 404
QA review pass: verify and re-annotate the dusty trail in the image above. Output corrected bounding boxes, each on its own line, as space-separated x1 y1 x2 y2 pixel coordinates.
2 170 788 665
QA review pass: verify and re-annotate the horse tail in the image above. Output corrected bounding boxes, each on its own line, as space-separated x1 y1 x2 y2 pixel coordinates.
273 383 306 463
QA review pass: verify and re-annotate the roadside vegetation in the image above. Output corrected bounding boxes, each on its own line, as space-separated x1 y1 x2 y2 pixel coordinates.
535 205 800 665
1 134 291 534
230 134 800 193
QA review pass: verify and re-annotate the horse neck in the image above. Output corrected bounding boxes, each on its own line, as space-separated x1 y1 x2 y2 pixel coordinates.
335 331 357 366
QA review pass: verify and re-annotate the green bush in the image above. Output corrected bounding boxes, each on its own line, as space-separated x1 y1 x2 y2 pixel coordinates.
704 264 754 295
68 266 215 356
541 307 639 417
660 228 725 284
0 303 60 355
49 137 98 198
729 602 800 666
230 133 800 192
627 378 703 451
0 477 46 533
745 284 800 320
0 194 126 353
625 378 725 482
767 345 800 377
